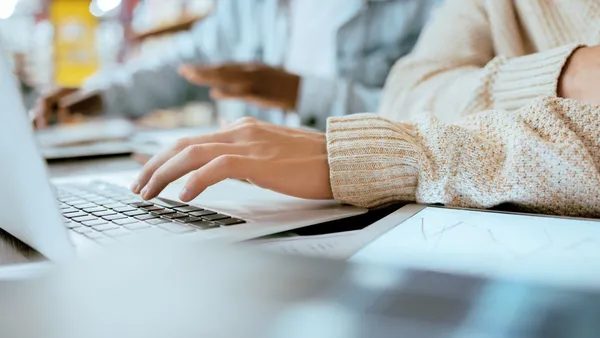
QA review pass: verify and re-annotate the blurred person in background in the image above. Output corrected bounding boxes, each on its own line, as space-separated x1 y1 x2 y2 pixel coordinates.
36 0 441 130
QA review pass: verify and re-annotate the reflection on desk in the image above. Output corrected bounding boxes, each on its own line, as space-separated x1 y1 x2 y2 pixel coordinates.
1 241 600 338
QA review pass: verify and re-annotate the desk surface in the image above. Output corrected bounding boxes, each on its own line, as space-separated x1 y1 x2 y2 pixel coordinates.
0 156 140 266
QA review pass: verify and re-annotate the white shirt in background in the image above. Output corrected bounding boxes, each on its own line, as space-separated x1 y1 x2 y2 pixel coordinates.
285 0 363 79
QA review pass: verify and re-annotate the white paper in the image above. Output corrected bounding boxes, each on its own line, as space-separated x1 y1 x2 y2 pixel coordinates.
352 207 600 288
253 231 360 259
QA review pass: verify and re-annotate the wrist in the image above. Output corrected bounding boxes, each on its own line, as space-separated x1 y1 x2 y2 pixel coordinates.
558 46 594 100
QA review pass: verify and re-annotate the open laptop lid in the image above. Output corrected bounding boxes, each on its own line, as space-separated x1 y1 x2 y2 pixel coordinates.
0 48 74 262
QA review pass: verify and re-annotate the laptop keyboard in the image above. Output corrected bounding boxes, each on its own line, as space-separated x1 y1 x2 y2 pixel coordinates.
55 181 246 245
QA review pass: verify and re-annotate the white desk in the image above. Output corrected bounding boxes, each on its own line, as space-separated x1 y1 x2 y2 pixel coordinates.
352 205 600 290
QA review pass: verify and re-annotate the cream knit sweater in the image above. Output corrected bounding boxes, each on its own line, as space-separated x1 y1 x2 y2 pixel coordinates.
326 0 600 217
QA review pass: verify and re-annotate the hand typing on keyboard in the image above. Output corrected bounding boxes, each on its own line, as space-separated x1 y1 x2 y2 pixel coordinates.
131 117 334 202
58 182 247 243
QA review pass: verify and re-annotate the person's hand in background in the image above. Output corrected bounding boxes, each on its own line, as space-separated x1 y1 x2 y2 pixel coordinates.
33 87 78 128
34 87 103 128
131 117 332 202
559 45 600 105
179 63 301 111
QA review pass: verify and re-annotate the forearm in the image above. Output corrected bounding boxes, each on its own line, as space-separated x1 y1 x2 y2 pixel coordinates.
377 0 582 123
86 63 208 118
328 97 600 217
380 43 582 123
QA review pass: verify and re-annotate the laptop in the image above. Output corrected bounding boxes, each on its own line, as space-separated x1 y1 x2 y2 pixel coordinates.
0 50 366 262
35 118 135 160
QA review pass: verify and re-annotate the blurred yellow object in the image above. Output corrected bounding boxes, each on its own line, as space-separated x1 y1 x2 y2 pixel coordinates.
50 0 99 87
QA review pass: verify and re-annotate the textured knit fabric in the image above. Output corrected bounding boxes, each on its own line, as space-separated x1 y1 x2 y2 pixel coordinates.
377 0 600 123
326 0 600 216
327 97 600 217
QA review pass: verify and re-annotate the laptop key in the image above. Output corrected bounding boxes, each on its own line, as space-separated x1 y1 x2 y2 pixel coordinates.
129 202 153 208
174 206 204 213
217 218 246 226
124 210 147 217
61 207 79 214
63 211 88 218
174 216 203 224
72 215 98 223
113 206 137 213
161 212 188 220
121 199 143 204
93 210 117 217
113 196 138 202
85 197 107 203
124 222 151 231
189 210 217 217
104 203 127 209
140 205 163 211
134 214 157 221
153 198 188 208
157 223 195 234
68 200 91 206
83 206 106 213
82 219 109 227
201 214 230 221
103 228 133 238
73 227 92 234
102 214 128 221
151 209 176 216
97 200 118 206
74 203 97 209
145 218 170 225
189 221 220 230
92 223 120 232
112 217 138 225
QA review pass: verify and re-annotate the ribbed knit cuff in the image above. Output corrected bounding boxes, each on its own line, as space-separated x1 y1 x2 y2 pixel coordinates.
326 114 421 208
491 43 584 111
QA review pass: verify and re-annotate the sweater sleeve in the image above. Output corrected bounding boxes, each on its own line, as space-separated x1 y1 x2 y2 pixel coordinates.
377 0 582 123
327 97 600 217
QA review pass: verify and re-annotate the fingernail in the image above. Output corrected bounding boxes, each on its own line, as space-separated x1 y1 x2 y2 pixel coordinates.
131 183 139 194
140 187 149 200
179 188 191 202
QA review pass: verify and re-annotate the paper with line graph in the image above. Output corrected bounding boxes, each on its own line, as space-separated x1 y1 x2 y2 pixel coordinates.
352 207 600 284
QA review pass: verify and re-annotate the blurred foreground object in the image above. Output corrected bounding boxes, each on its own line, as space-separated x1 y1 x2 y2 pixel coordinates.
34 87 79 127
1 240 600 338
